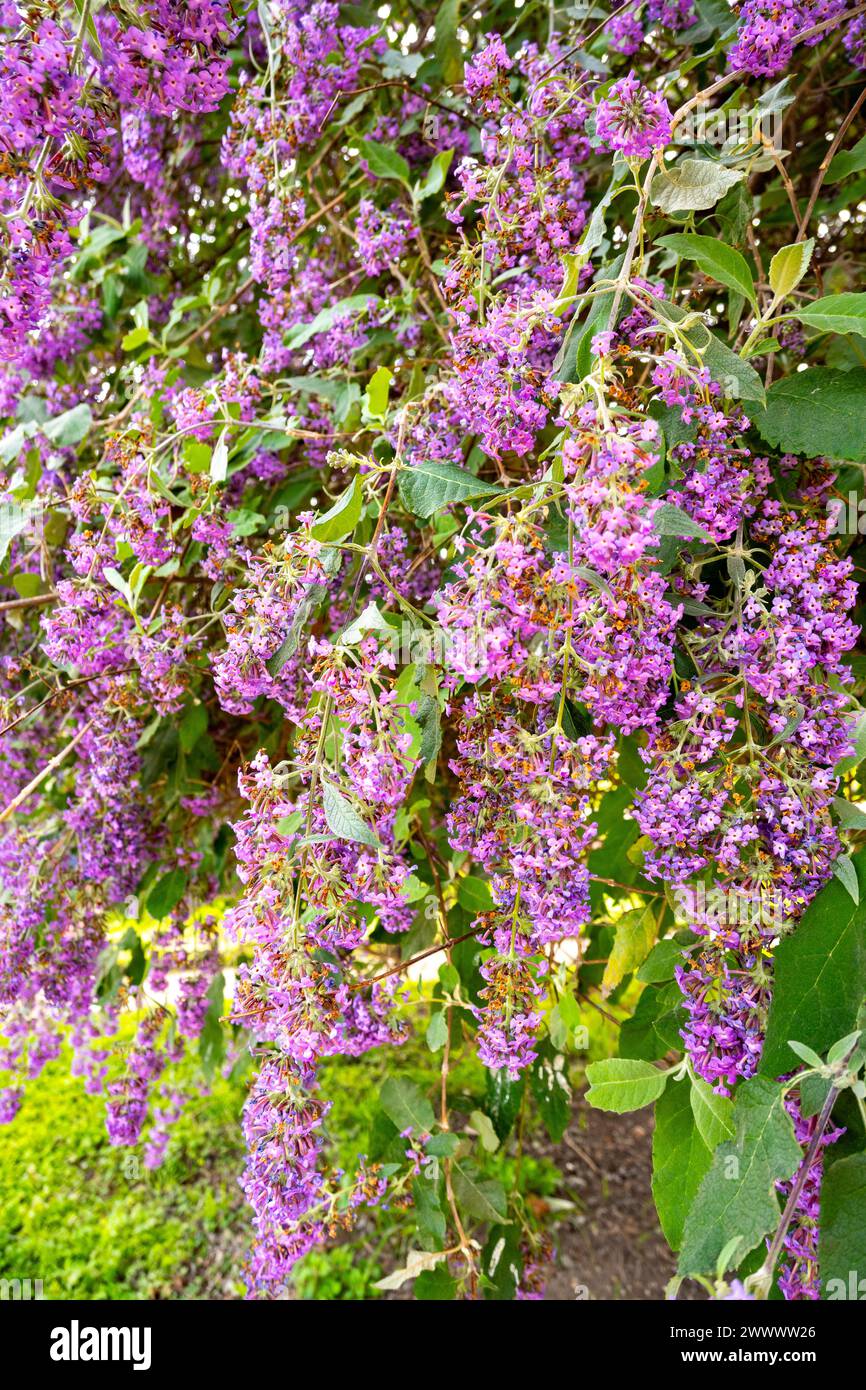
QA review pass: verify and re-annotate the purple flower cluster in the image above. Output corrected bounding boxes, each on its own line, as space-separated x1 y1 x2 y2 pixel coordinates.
595 71 672 158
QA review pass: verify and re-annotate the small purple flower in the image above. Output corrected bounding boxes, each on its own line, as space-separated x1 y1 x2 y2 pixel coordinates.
596 72 672 159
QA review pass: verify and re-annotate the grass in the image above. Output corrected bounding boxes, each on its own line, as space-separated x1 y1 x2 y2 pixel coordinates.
0 1048 247 1300
0 982 606 1300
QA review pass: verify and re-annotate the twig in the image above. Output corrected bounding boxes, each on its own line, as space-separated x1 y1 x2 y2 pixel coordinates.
796 83 866 239
0 718 95 822
0 591 56 614
757 1041 860 1295
350 924 487 990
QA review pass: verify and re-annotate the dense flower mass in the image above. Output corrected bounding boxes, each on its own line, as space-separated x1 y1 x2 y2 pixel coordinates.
0 0 865 1306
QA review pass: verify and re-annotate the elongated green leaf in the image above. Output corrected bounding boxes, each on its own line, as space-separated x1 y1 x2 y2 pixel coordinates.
529 1044 571 1140
43 403 93 446
0 503 35 566
619 980 687 1061
265 582 327 674
147 868 188 919
794 293 866 337
702 333 766 404
321 778 381 848
365 365 392 420
379 1076 436 1134
653 502 714 542
834 852 860 904
602 904 657 996
657 234 756 306
585 1057 669 1112
689 1076 735 1150
637 937 686 983
828 132 866 182
415 148 455 201
451 1161 508 1222
769 240 814 299
677 1076 801 1277
760 850 866 1076
398 460 499 519
833 797 866 830
434 0 464 85
653 1078 714 1250
285 294 380 350
358 139 411 186
311 476 362 542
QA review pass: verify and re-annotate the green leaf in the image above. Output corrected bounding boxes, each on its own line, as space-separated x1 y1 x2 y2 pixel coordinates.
451 1161 508 1223
456 875 493 913
199 972 226 1082
760 850 866 1076
311 476 362 542
794 293 866 338
485 1067 525 1143
417 693 442 778
0 503 35 566
434 0 464 85
601 904 657 996
146 868 188 919
585 1057 669 1113
285 294 380 351
787 1039 825 1069
413 1172 447 1244
103 566 133 607
183 438 211 473
42 403 93 446
819 1154 866 1299
398 460 499 519
482 1225 523 1300
357 139 411 186
414 1266 458 1300
379 1076 436 1134
529 1044 571 1140
689 1076 735 1150
834 852 860 904
677 1076 802 1277
652 159 745 214
122 324 150 352
415 148 455 201
338 600 391 647
752 368 866 462
701 333 766 404
653 1078 714 1250
657 234 756 307
469 1108 500 1153
836 709 866 775
426 1011 449 1052
425 1133 459 1160
637 938 687 984
653 502 714 542
265 582 327 675
769 240 814 300
832 797 866 830
178 702 207 753
321 778 381 848
619 980 687 1061
828 132 866 183
365 365 392 420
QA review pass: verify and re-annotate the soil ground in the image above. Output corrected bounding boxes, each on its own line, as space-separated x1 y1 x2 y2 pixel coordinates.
536 1098 697 1301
